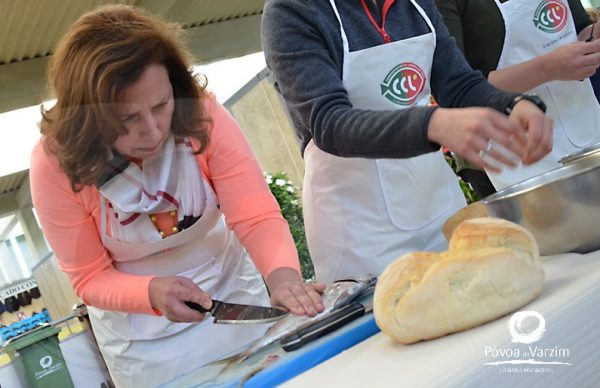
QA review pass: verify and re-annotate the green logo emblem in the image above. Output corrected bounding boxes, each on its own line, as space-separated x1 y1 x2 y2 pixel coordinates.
380 62 426 106
533 0 568 33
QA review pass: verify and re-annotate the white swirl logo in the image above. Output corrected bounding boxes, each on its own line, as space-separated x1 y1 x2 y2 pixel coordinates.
39 355 53 369
508 311 546 344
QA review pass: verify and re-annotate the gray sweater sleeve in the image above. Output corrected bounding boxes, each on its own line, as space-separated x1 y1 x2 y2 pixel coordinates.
261 0 518 159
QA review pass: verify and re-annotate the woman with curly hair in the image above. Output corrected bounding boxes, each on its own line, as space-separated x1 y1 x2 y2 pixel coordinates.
30 5 323 386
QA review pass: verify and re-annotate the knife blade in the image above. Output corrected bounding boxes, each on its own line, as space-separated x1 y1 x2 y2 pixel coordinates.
185 300 288 324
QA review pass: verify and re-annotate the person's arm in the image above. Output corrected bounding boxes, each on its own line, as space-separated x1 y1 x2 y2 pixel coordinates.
428 3 553 169
262 0 440 159
487 0 600 92
487 41 600 92
29 141 157 315
262 0 524 159
202 97 323 316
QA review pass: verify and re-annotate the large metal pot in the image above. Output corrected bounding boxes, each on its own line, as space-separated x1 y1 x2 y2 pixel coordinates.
483 145 600 255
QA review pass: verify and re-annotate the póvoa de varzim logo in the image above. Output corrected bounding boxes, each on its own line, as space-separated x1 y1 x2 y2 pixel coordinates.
380 62 426 106
533 0 568 33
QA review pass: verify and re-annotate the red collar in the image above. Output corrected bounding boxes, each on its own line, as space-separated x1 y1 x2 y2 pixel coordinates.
360 0 395 44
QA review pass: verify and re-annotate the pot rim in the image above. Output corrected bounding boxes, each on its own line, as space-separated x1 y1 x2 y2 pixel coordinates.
558 142 600 165
484 157 600 204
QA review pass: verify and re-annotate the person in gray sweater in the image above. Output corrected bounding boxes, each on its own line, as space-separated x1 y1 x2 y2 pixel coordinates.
261 0 553 283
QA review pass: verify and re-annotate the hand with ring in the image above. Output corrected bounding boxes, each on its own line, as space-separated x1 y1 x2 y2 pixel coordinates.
428 107 531 172
478 139 494 158
477 138 524 171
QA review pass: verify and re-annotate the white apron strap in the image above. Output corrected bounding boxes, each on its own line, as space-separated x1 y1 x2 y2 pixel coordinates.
328 0 350 53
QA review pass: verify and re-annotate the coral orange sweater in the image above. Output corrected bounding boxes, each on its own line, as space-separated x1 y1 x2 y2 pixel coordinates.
30 97 300 315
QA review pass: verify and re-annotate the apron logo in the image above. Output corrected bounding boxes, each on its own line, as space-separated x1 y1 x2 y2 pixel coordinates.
380 62 426 106
533 0 568 33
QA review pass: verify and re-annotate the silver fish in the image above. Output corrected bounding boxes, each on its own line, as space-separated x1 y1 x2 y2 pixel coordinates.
212 275 377 371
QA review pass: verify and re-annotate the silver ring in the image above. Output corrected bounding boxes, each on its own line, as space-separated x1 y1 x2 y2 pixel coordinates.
479 140 494 158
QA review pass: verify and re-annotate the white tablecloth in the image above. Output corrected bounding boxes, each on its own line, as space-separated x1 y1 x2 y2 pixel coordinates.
285 251 600 387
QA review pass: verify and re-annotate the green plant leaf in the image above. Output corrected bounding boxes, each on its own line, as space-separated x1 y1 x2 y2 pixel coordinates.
265 172 315 280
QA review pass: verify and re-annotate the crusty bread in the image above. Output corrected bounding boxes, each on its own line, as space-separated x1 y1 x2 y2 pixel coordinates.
449 217 540 262
442 201 489 241
374 217 544 344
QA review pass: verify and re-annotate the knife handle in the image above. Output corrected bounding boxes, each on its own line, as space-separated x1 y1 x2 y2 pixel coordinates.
280 302 366 352
185 300 212 314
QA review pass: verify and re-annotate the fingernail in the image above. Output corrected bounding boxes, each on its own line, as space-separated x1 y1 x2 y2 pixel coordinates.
317 303 324 311
308 307 316 316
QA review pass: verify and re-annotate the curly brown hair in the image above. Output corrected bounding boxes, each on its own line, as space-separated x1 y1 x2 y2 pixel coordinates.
41 4 211 191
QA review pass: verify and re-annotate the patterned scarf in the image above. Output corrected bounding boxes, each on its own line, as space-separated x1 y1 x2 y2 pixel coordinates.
98 136 205 243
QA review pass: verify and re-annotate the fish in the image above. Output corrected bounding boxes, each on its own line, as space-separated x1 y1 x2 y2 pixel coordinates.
209 275 377 372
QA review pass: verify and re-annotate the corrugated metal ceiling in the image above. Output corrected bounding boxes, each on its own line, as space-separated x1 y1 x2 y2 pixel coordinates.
0 0 265 65
0 0 127 65
158 0 265 28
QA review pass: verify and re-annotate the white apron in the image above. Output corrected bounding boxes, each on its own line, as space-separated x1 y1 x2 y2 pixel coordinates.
303 0 466 284
88 177 270 387
488 0 600 189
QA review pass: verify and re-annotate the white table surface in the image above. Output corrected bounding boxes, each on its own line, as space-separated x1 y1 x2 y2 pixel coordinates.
284 251 600 387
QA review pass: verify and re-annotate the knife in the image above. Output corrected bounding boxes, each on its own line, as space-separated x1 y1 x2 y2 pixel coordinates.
185 300 288 324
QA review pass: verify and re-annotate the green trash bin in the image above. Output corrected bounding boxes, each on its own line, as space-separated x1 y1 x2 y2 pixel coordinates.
3 324 74 388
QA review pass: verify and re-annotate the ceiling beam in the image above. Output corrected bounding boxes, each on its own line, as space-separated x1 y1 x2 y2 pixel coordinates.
0 192 18 218
15 174 32 208
0 56 49 114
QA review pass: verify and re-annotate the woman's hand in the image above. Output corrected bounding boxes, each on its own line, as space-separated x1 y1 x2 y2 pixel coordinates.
428 107 528 172
266 268 325 317
508 100 553 165
148 276 213 322
541 40 600 81
488 39 600 92
428 104 552 172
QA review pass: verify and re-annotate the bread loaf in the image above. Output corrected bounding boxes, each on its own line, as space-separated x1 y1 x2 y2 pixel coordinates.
373 217 544 344
442 201 489 241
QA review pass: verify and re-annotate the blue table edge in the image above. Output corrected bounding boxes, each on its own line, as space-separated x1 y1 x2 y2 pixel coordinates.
244 315 380 387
